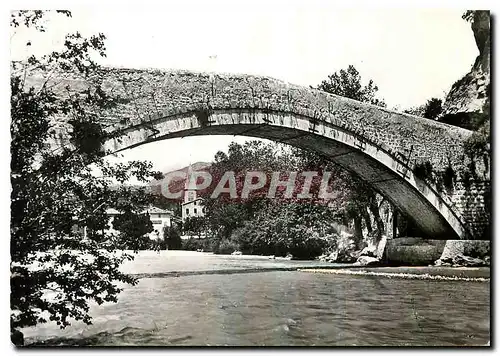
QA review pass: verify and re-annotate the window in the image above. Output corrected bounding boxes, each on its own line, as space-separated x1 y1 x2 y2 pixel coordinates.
194 208 197 214
185 208 189 215
158 214 161 218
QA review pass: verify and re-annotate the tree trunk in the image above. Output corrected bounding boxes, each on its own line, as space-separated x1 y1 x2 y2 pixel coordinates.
392 210 398 238
362 208 372 234
368 197 384 241
353 216 364 250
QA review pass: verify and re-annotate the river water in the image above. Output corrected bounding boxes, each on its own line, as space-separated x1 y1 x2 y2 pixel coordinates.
22 251 490 346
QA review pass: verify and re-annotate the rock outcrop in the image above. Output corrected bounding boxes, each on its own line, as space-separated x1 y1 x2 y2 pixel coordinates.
434 239 490 267
383 237 446 266
322 236 490 267
435 254 487 267
441 11 490 124
322 234 388 264
354 256 380 266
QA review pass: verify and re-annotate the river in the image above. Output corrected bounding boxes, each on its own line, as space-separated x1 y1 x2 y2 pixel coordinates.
22 251 490 346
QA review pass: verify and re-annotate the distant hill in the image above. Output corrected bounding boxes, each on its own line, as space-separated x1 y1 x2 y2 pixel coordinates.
150 161 211 186
149 162 212 201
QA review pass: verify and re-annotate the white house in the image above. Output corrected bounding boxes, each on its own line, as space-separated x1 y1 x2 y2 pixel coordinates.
144 206 179 240
104 206 178 240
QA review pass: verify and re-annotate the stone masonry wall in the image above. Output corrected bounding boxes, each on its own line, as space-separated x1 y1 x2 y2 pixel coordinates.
24 66 490 238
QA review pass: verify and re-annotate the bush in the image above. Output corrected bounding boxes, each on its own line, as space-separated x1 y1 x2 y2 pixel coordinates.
214 239 240 255
288 237 328 260
413 161 434 183
151 238 166 250
182 238 209 251
422 98 442 120
229 223 334 260
164 225 182 250
442 165 456 191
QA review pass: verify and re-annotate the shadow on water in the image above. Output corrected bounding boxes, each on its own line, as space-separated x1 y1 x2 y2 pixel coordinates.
26 326 194 346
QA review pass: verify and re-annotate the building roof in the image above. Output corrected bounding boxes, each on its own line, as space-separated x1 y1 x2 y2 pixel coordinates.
145 206 175 215
106 206 176 216
181 197 204 206
105 208 121 215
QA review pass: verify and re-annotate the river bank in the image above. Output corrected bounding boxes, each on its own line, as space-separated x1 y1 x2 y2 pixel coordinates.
119 250 490 280
300 267 490 281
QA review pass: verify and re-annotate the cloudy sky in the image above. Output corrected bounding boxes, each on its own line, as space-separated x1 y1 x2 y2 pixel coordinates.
10 2 480 173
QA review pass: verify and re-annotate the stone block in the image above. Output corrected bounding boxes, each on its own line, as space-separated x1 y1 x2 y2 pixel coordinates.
384 237 447 266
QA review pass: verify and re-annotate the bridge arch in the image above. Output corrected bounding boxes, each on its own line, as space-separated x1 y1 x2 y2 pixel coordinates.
104 106 468 240
29 67 489 240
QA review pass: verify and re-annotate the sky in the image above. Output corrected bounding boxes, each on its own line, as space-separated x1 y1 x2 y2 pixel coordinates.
9 2 480 174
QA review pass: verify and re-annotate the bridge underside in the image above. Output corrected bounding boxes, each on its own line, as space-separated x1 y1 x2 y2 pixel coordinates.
104 110 468 240
26 66 482 239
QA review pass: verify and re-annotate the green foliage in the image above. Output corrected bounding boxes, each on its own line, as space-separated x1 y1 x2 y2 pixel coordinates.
413 161 434 183
422 98 443 120
198 140 342 259
181 238 209 252
316 65 386 107
214 240 240 255
462 11 475 22
10 11 162 344
442 165 456 191
112 211 153 250
229 202 333 259
200 140 298 242
464 118 490 158
11 10 71 32
164 225 182 250
182 216 207 236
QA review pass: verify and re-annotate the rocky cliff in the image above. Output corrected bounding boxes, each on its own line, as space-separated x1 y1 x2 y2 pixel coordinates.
441 11 490 123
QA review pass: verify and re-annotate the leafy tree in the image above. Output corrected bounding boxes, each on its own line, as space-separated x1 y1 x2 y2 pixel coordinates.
112 211 153 250
10 11 162 345
200 141 294 243
317 65 386 107
198 140 340 258
164 225 183 250
423 98 443 120
182 216 207 236
404 97 442 120
231 201 334 259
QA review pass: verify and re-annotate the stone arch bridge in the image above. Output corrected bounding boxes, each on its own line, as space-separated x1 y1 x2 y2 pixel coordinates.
28 67 490 240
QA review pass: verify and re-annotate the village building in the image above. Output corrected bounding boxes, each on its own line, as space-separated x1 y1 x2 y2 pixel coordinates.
180 164 207 240
181 165 206 222
100 206 179 240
